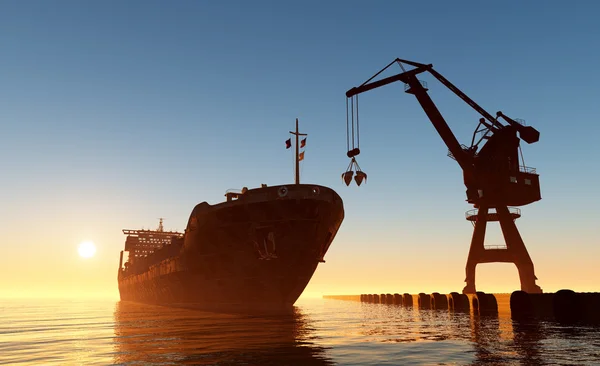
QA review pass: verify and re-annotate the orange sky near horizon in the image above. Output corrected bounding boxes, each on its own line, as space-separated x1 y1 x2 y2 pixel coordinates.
2 213 598 300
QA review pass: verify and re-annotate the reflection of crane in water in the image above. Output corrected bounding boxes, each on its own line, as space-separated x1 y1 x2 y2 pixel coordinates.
343 58 542 294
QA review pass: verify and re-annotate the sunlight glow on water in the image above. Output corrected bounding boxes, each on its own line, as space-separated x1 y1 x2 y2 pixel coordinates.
1 297 599 365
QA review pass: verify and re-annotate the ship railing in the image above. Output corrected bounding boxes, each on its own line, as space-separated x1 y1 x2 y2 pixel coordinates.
465 207 521 222
225 188 248 201
519 166 537 174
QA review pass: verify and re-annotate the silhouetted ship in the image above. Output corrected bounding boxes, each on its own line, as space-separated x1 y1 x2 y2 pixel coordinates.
117 120 345 312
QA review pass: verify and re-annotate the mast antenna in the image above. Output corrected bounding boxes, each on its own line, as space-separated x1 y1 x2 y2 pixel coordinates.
289 118 307 184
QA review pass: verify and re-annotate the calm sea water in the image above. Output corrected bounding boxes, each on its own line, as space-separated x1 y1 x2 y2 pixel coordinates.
1 296 599 365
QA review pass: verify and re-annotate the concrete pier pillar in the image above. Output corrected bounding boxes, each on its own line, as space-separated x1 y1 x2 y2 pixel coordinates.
448 292 470 311
430 292 448 310
472 291 497 314
418 293 431 309
403 293 413 306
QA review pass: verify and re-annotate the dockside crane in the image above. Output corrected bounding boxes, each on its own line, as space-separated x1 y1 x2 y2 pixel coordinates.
343 58 543 294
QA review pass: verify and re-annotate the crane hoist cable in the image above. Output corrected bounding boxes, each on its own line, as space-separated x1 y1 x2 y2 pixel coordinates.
342 60 416 187
345 94 351 152
351 95 355 151
344 93 366 186
345 94 360 154
345 59 411 160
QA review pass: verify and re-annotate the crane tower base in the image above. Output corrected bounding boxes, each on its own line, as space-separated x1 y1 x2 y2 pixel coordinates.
462 205 542 294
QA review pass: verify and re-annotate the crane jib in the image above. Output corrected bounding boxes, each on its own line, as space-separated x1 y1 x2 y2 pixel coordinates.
345 66 430 98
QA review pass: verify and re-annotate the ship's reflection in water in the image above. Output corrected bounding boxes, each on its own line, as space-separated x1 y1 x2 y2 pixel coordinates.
112 301 333 365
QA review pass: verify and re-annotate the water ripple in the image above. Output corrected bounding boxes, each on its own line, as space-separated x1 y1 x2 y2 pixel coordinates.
1 297 599 365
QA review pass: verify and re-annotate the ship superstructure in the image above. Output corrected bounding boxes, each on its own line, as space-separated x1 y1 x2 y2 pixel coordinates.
121 219 182 264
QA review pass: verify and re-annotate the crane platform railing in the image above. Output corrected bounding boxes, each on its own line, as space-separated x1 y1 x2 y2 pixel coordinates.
447 153 537 175
465 207 521 222
447 144 471 161
484 245 508 250
514 118 527 126
403 80 428 92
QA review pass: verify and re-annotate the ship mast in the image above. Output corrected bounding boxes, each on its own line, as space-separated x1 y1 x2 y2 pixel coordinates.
289 118 307 184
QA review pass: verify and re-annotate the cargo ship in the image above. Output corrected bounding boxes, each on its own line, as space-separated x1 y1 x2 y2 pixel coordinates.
117 119 345 313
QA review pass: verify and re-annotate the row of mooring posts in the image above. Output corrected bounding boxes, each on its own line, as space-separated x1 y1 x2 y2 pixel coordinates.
510 289 600 324
359 291 498 315
354 289 600 324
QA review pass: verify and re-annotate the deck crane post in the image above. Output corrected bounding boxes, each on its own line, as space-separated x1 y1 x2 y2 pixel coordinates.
344 58 543 294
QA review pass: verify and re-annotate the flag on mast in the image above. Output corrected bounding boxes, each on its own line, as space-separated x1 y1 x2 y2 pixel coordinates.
300 138 306 148
285 138 292 149
298 151 305 161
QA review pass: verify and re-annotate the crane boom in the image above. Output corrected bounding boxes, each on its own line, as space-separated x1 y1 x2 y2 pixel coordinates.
345 61 475 171
347 59 503 131
403 74 473 172
426 68 503 131
345 65 428 98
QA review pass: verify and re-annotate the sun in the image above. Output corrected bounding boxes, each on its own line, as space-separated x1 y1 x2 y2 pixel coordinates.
78 241 96 258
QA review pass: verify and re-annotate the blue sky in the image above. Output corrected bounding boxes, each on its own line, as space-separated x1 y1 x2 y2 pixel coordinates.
2 1 600 297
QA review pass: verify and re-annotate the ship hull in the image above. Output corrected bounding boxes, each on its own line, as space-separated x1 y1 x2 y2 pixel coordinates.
118 184 344 313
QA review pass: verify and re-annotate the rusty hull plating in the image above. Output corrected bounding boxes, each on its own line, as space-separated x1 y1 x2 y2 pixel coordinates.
117 184 344 313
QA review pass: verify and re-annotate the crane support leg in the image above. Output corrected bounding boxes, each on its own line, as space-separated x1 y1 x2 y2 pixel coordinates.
462 205 542 294
463 206 488 294
497 206 543 294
